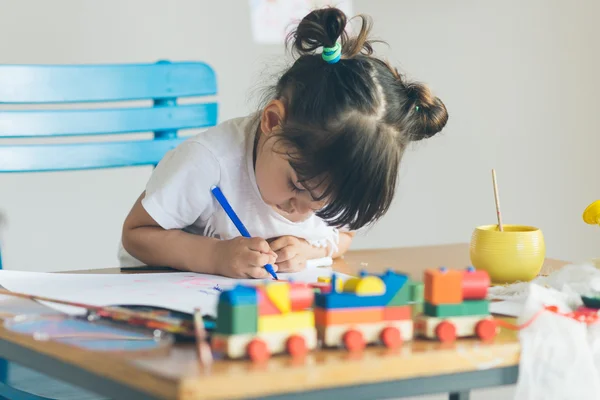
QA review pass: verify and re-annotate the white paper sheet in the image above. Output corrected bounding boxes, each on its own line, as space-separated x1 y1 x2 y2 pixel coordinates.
489 300 524 317
0 267 352 317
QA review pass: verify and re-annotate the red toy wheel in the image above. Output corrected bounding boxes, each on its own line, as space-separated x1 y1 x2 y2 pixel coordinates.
247 338 270 362
435 321 457 343
475 319 497 340
286 334 308 357
380 326 402 349
343 329 365 352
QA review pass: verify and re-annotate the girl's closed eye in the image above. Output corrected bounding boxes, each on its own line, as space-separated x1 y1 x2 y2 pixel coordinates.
288 179 305 194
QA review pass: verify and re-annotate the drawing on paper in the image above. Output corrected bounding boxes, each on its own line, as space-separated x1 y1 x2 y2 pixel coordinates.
0 267 351 317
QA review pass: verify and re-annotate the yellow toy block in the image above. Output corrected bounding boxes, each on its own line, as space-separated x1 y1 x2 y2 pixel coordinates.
343 276 385 295
265 282 291 313
258 311 314 333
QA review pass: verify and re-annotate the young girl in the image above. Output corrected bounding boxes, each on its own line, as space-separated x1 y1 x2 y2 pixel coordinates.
119 7 448 279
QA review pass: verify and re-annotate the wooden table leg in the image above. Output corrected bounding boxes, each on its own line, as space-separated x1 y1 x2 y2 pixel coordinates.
450 391 470 400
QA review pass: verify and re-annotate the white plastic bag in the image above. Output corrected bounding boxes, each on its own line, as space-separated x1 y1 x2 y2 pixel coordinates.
514 284 600 400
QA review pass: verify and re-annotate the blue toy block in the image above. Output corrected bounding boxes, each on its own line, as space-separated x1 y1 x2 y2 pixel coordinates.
314 270 409 309
219 285 257 306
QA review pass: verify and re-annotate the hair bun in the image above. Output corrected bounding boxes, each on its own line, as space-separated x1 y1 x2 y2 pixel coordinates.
405 82 448 141
288 8 347 55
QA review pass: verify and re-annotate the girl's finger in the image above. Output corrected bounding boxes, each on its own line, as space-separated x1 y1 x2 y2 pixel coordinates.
275 246 295 263
247 266 270 279
275 260 291 272
251 250 278 268
248 237 273 254
268 236 292 252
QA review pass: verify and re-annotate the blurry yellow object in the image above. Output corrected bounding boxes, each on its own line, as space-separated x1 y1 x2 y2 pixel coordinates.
583 201 600 269
342 276 385 295
583 200 600 225
470 224 545 284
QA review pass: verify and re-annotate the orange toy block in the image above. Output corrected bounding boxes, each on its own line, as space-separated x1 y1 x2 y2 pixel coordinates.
424 268 462 305
382 305 412 321
314 307 383 326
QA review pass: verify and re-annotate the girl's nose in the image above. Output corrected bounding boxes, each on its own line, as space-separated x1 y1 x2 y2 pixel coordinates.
292 197 312 215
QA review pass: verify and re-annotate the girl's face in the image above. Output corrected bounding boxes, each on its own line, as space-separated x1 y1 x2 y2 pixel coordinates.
254 101 326 223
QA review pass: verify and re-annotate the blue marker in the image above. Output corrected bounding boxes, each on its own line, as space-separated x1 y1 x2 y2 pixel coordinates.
210 185 279 280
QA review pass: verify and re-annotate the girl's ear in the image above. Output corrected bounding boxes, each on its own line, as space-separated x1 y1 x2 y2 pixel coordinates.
260 99 286 136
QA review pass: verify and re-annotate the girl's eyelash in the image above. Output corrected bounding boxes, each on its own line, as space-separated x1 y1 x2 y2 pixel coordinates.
288 180 305 193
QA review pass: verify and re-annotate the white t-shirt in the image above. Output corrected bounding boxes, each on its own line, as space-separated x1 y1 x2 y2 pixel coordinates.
118 113 340 267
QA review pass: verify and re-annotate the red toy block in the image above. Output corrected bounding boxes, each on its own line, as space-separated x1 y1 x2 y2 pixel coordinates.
289 283 314 311
256 287 280 316
310 282 332 293
462 268 490 300
424 267 462 305
382 305 412 321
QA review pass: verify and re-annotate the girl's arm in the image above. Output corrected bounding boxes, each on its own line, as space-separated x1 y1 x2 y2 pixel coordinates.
332 231 355 258
122 192 220 273
122 193 277 278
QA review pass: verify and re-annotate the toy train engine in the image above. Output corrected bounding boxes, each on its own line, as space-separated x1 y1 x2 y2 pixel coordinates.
313 270 422 351
211 282 317 362
415 266 496 343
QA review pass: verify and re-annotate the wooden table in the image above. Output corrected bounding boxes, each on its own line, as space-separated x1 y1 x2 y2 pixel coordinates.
0 243 567 400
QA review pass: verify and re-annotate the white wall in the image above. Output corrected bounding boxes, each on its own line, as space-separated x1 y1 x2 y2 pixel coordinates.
1 0 599 273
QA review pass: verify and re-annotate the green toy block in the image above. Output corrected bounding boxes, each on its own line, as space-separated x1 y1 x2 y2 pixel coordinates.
410 281 424 303
424 300 489 318
389 279 424 306
215 302 258 335
388 280 411 306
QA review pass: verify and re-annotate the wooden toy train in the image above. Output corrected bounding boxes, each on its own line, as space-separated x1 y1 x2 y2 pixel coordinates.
211 266 496 362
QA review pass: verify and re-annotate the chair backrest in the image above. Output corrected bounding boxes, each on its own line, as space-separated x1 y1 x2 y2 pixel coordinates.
0 60 218 269
0 60 218 172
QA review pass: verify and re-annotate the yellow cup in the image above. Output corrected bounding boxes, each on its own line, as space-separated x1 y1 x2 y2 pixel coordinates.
469 224 545 284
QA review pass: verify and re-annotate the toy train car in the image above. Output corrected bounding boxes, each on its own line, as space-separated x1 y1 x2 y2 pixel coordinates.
211 270 423 361
313 271 421 351
210 282 317 362
414 266 497 343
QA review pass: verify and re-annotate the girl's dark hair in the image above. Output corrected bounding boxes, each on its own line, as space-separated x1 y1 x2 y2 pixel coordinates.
266 7 448 230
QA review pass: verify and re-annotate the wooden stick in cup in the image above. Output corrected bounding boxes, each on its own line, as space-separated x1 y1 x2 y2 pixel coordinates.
491 169 504 231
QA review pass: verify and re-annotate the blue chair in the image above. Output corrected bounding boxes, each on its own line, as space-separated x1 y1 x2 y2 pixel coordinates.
0 61 218 399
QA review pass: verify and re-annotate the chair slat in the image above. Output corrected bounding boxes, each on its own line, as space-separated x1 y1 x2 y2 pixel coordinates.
0 103 217 138
0 139 188 172
0 62 216 103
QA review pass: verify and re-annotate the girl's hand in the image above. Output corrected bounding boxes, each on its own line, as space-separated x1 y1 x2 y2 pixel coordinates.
213 237 278 279
268 236 325 272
